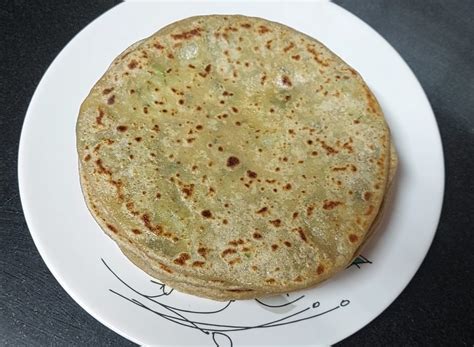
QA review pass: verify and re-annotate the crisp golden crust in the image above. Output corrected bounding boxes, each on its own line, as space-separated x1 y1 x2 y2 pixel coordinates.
77 15 392 299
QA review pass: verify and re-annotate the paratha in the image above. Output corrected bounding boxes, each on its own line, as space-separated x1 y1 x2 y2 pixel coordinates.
77 15 395 300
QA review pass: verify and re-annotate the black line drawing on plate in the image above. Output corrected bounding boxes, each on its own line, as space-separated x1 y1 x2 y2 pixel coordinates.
102 255 370 346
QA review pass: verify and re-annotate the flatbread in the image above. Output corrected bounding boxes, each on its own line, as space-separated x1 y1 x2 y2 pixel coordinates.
77 15 393 299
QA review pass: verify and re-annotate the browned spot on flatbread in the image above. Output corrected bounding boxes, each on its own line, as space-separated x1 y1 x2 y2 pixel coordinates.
107 95 115 105
141 213 163 236
240 23 251 29
294 227 308 242
258 25 271 34
128 60 138 69
306 45 329 66
306 205 315 216
291 54 301 60
106 224 119 234
84 154 91 161
228 239 245 246
159 263 173 274
199 64 212 77
181 184 195 198
201 209 212 218
173 252 190 265
317 264 325 275
349 234 359 243
95 159 111 176
323 200 343 210
282 75 292 87
221 248 237 257
364 192 373 201
226 156 240 168
102 88 113 95
171 28 202 40
131 229 142 235
226 288 253 292
253 231 262 239
365 205 375 216
192 261 205 267
197 247 208 258
283 42 295 52
154 42 165 50
269 219 281 227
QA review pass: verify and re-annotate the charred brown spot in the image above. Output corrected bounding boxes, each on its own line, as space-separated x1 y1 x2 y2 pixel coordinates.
365 205 375 216
102 88 113 95
284 241 292 247
311 151 318 156
181 184 195 198
307 45 329 66
271 244 279 251
173 252 191 265
256 207 268 215
192 261 205 267
221 248 237 257
228 239 245 247
349 234 359 243
353 119 360 124
107 95 115 105
156 192 161 198
154 42 165 50
364 192 373 201
283 41 295 52
226 156 240 168
228 257 242 266
265 40 272 49
128 60 138 69
283 183 292 191
196 124 203 130
199 64 212 78
292 212 299 219
260 73 267 85
258 25 271 34
318 139 339 155
269 219 281 227
159 263 173 274
231 106 239 113
317 264 325 275
197 247 208 258
295 227 308 242
222 219 228 225
134 137 142 142
306 205 315 217
201 209 212 218
282 75 292 87
218 146 224 152
95 159 111 175
141 213 164 236
171 28 202 40
291 54 301 60
252 231 262 239
247 170 257 178
152 124 160 132
332 166 347 171
116 125 128 133
106 224 119 234
323 200 343 210
131 229 142 235
240 23 251 28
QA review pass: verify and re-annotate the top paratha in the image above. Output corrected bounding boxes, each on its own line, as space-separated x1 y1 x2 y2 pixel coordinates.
77 15 392 299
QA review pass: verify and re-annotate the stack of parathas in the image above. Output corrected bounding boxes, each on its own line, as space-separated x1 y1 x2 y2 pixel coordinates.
77 15 397 300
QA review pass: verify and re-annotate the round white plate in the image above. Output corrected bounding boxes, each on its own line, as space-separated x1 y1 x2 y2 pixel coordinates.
18 1 444 345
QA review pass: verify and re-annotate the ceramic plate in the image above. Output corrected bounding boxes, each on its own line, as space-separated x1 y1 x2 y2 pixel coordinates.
18 1 444 345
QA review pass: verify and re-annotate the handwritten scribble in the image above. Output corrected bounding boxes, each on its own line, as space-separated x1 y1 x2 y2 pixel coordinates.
101 256 365 345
